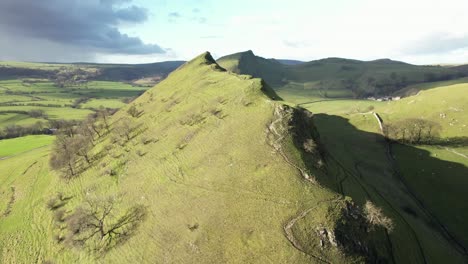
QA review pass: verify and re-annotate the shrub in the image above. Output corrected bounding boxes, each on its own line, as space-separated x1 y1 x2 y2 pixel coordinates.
127 105 141 118
364 201 394 232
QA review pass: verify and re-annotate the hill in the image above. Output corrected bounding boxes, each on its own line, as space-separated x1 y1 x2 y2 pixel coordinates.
1 52 467 263
218 51 466 99
0 52 396 263
301 81 468 262
0 61 185 83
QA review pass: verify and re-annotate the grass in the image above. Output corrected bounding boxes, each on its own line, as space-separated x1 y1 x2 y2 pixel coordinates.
0 52 389 263
308 113 466 263
0 52 466 263
0 135 54 158
0 113 48 128
293 79 468 262
81 98 127 109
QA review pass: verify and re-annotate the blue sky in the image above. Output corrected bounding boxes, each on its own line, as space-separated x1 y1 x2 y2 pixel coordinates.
1 0 467 64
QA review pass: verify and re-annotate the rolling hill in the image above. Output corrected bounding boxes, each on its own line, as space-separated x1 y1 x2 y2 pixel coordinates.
218 50 466 99
1 52 467 263
0 52 388 263
0 61 185 84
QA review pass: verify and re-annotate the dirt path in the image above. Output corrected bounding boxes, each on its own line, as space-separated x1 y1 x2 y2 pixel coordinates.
283 205 332 263
444 147 468 159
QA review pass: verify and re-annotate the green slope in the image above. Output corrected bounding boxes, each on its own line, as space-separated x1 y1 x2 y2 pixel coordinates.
0 52 396 263
300 81 468 262
218 51 465 99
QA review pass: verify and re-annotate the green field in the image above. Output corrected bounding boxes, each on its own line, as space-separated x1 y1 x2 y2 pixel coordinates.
0 79 148 132
0 135 54 158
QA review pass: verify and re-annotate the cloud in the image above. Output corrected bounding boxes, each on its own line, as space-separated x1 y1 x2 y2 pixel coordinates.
403 32 468 55
0 0 165 61
168 12 182 18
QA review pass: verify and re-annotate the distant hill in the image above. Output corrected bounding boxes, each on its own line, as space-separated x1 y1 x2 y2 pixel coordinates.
0 61 185 83
277 59 305 65
218 51 467 98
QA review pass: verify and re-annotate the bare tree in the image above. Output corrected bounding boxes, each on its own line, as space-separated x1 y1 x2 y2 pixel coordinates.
364 201 394 232
114 118 134 142
96 107 111 132
50 134 79 178
127 105 141 118
63 196 146 252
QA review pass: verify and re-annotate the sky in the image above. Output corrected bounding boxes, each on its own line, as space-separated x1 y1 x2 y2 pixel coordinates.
0 0 467 64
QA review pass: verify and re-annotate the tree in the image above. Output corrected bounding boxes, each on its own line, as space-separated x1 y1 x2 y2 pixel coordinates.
63 196 146 252
97 107 111 132
50 129 94 178
113 118 134 142
127 105 140 118
383 118 442 144
50 134 79 178
74 134 93 164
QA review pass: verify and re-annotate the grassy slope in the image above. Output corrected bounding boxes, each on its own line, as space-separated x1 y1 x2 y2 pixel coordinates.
0 53 377 263
0 141 57 264
301 82 468 262
379 83 468 250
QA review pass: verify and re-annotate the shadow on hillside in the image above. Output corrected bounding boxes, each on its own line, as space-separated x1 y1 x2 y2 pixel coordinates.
301 113 468 257
429 136 468 147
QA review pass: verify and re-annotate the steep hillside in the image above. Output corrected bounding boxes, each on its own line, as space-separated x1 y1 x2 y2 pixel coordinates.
218 51 465 99
301 82 468 263
218 50 286 86
0 52 398 263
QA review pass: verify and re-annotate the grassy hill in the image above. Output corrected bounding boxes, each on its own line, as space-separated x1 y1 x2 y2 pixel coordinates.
0 52 395 263
300 80 468 262
1 52 467 263
218 51 466 99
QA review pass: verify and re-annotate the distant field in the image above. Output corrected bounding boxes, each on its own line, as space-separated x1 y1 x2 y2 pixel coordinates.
0 78 148 130
0 135 54 158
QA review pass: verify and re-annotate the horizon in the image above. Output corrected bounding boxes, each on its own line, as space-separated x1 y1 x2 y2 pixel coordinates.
1 50 465 67
1 0 467 65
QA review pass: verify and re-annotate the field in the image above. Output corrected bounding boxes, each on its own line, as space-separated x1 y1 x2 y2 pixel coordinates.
0 135 54 158
0 79 148 131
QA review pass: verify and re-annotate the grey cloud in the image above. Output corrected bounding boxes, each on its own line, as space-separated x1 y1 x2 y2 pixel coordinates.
404 33 468 55
0 0 164 60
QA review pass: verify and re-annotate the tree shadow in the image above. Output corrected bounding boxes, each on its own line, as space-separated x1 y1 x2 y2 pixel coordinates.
293 112 468 261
